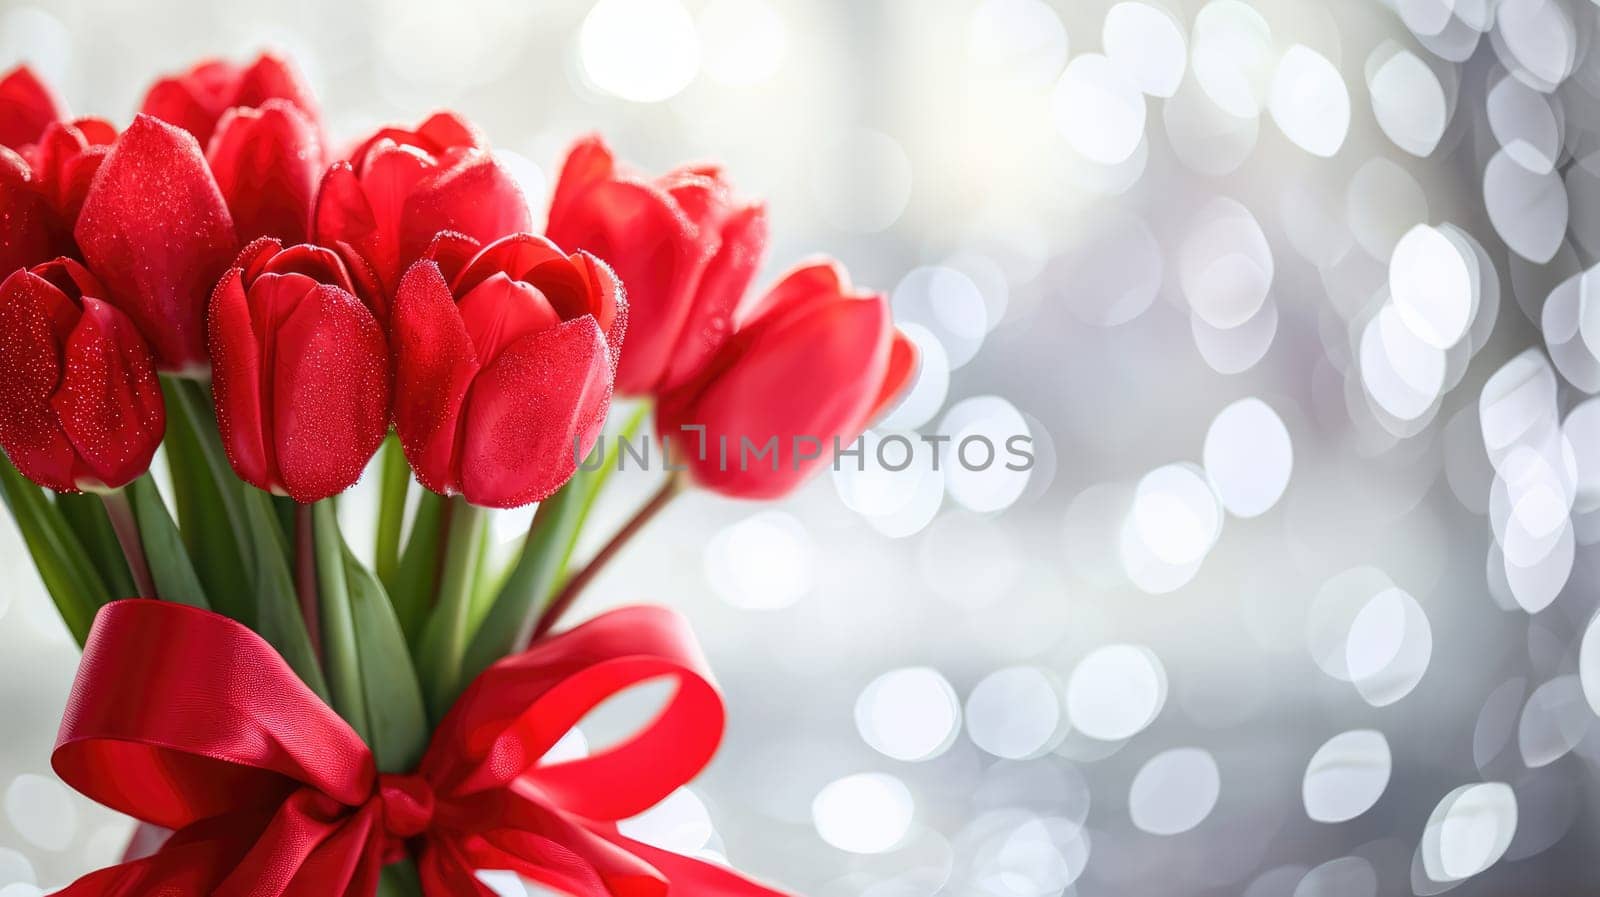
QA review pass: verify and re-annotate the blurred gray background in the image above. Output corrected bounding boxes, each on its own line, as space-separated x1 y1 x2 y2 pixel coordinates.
2 0 1600 895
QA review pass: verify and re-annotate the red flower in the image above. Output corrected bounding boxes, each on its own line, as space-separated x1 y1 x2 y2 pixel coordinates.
314 112 532 317
74 114 239 374
0 65 65 151
23 117 117 228
0 259 164 491
547 134 767 397
139 52 320 149
657 260 917 499
392 233 625 508
206 99 322 245
208 238 389 503
0 148 61 277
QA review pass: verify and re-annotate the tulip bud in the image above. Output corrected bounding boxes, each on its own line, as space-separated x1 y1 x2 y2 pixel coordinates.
547 134 767 398
657 260 918 500
0 65 65 151
392 233 625 508
208 238 390 503
75 115 238 374
314 112 532 315
0 259 164 492
207 100 322 245
139 52 321 148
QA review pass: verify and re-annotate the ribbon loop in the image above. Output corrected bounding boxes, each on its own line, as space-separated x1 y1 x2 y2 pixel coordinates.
48 599 788 897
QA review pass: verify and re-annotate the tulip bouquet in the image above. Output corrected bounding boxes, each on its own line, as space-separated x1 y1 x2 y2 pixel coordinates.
0 53 913 896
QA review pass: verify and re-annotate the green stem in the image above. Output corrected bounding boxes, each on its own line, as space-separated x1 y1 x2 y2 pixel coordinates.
418 496 485 720
532 473 684 640
98 489 156 599
294 503 323 658
374 433 409 585
312 500 369 742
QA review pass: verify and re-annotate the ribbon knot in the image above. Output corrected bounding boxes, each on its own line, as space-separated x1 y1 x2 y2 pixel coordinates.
376 773 435 840
47 599 786 897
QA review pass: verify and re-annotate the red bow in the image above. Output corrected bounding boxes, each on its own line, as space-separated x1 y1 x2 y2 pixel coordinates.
51 599 786 897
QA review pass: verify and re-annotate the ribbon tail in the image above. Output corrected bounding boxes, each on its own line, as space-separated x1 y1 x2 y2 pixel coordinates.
603 833 792 897
52 814 263 897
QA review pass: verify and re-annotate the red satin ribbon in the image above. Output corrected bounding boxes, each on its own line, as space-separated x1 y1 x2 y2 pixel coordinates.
50 599 787 897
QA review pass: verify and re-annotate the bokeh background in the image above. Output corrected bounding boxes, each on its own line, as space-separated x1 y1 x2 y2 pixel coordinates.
3 0 1600 894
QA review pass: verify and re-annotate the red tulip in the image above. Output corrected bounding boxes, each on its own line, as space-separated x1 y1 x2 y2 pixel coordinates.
139 52 320 148
24 117 116 226
547 135 767 397
206 99 322 245
657 260 917 500
0 148 61 276
0 65 64 151
392 233 625 508
314 112 532 316
75 114 238 374
0 258 164 492
208 238 389 503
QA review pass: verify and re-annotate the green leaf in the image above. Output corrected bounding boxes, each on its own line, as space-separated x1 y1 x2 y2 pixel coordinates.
126 475 210 610
162 378 253 624
0 455 109 644
54 491 136 599
343 546 429 773
374 433 410 584
388 488 443 645
312 501 369 743
241 487 329 701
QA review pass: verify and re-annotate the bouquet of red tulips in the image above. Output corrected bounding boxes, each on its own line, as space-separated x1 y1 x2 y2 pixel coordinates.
0 53 913 897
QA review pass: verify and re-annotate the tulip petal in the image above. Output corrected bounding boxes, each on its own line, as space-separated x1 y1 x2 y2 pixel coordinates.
208 100 322 245
233 53 321 129
868 328 919 421
0 66 64 150
0 149 62 276
138 76 228 149
735 258 850 329
661 296 891 499
452 233 566 296
456 273 562 364
270 284 389 503
53 298 165 489
400 151 531 270
546 177 698 395
659 203 767 392
0 269 81 490
546 135 615 228
75 114 238 373
392 261 480 497
459 315 612 507
207 269 273 492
